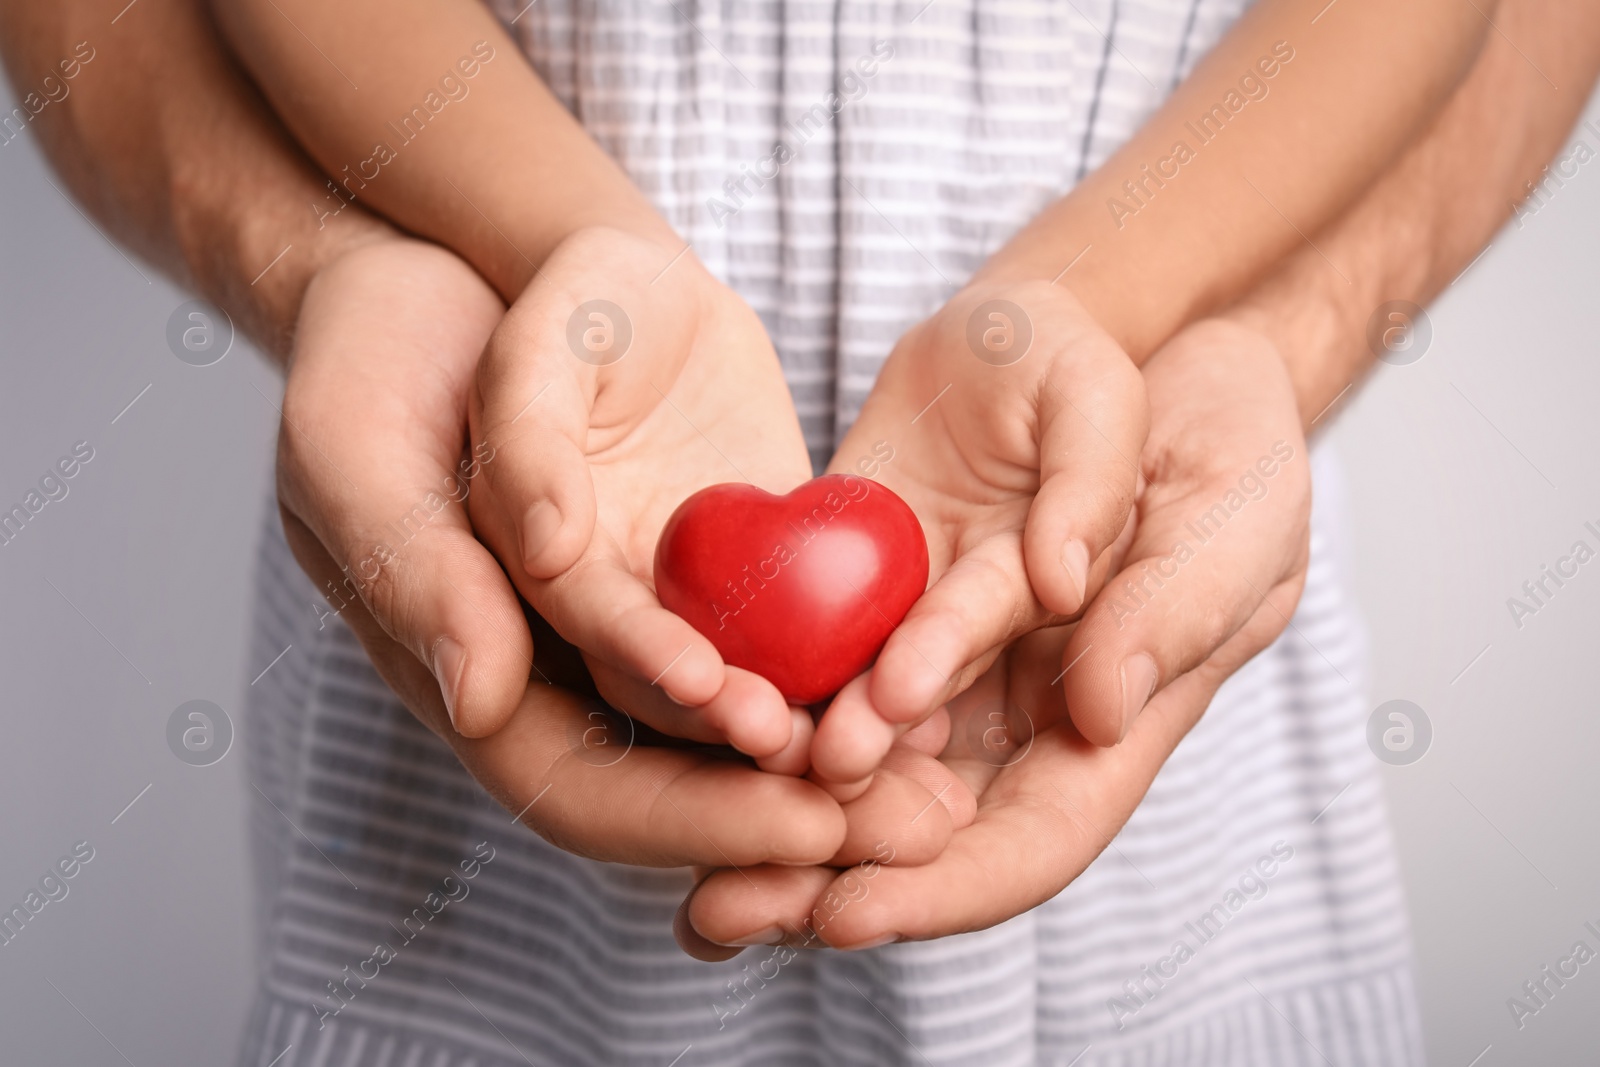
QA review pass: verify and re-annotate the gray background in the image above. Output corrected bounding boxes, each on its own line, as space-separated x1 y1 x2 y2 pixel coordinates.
2 81 1598 1067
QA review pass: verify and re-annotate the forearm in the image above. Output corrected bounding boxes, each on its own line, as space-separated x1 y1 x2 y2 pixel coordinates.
980 0 1491 361
0 0 392 364
1226 0 1600 431
210 0 673 301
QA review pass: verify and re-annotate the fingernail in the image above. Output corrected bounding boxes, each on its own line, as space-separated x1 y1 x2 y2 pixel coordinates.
521 501 562 571
1118 653 1158 742
841 933 898 951
432 636 468 730
721 925 782 947
1060 539 1089 611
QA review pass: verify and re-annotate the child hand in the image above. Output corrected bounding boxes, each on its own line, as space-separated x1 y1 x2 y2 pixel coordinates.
465 227 816 769
678 317 1311 954
810 279 1148 786
278 237 850 869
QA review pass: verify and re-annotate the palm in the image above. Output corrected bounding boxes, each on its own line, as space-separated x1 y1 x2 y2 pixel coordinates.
581 288 810 577
811 280 1147 784
679 317 1313 953
281 236 850 870
681 626 1158 950
467 228 814 760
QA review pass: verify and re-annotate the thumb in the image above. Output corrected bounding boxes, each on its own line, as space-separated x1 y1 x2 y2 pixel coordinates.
279 500 532 738
1023 345 1147 617
469 352 598 582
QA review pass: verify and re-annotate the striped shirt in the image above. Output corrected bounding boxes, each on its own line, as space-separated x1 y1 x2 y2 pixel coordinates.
236 1 1424 1063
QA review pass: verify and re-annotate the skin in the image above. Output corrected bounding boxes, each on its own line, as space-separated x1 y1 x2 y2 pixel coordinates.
1230 3 1600 429
687 319 1310 953
806 3 1503 784
9 0 1591 970
0 0 851 872
276 235 858 865
986 0 1492 361
289 237 948 868
810 281 1148 789
460 226 817 768
212 0 1493 774
0 0 387 359
682 0 1600 956
206 0 823 754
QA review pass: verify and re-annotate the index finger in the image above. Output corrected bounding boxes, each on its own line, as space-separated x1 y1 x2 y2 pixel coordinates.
286 516 846 868
456 679 848 868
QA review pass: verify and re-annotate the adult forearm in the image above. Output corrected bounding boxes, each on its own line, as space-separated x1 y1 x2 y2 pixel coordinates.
1227 0 1600 431
981 0 1490 362
0 0 391 364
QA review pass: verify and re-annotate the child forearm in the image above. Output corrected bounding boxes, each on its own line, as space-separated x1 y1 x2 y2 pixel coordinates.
980 0 1493 362
210 0 675 300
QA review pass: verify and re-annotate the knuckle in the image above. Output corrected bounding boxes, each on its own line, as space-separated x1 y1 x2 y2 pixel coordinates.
1059 469 1137 548
1193 597 1239 656
341 548 423 650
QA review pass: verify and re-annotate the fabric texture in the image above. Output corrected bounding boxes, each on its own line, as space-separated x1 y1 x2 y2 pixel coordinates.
236 0 1426 1063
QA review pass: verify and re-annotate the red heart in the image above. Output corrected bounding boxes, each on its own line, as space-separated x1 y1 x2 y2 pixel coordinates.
654 474 929 704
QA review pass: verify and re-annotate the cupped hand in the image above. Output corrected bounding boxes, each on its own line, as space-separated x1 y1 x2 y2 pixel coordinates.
465 226 818 770
276 235 527 735
809 280 1149 786
1056 317 1312 747
276 235 847 869
679 316 1311 953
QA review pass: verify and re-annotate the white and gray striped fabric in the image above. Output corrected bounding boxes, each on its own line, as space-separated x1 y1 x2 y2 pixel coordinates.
236 1 1425 1063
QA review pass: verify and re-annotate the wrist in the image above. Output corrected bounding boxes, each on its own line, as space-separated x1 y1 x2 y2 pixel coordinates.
132 11 404 368
168 144 396 366
951 259 1151 386
1219 256 1361 432
492 195 679 299
967 197 1214 365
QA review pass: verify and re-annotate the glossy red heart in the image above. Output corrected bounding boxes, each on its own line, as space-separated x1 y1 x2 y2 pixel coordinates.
654 474 929 704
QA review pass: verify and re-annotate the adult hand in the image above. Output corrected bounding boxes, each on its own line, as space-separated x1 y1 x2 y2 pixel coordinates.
809 280 1148 787
465 227 819 771
680 317 1311 952
276 236 847 867
277 237 527 735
